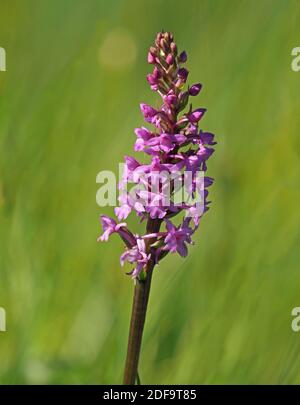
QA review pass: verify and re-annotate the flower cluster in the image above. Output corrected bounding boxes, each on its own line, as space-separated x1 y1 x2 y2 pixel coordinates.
98 31 216 279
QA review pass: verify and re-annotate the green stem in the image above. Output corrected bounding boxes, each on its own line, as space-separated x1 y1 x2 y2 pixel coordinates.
123 219 161 385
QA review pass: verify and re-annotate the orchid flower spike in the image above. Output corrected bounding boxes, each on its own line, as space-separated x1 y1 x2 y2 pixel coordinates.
98 31 216 280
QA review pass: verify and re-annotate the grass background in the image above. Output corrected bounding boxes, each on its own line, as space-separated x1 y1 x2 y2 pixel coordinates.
0 0 300 384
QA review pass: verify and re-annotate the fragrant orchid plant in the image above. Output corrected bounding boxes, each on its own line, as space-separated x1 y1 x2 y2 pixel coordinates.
98 31 216 385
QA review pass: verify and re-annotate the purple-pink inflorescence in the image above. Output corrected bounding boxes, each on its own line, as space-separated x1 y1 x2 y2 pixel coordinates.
98 31 216 279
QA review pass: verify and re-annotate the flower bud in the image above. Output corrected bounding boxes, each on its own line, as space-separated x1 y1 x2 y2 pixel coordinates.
160 38 168 53
188 108 206 123
163 32 170 42
166 53 174 65
178 51 187 63
140 103 158 122
177 91 189 112
178 67 189 81
148 51 156 64
163 90 177 107
147 74 158 85
189 83 202 96
155 32 162 45
170 42 177 56
152 67 161 79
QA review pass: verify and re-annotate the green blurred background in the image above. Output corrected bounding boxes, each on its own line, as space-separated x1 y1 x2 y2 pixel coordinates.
0 0 300 384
